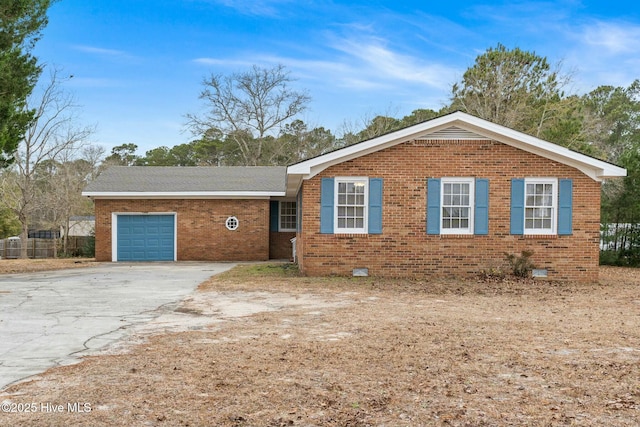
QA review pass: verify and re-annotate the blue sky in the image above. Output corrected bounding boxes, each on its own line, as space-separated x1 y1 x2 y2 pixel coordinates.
34 0 640 154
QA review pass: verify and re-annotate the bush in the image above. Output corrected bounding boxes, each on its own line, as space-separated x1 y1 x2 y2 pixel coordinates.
505 250 536 278
600 250 621 266
81 235 95 258
600 249 640 267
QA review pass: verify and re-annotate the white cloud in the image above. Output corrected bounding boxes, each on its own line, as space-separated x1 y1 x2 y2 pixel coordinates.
562 19 640 91
192 57 255 68
580 21 640 55
203 0 293 17
328 36 456 89
72 45 130 57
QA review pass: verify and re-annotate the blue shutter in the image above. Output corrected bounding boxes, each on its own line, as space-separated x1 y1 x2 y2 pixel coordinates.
558 179 573 235
474 179 489 235
270 200 279 232
368 178 383 234
320 178 334 234
427 178 441 235
510 179 525 235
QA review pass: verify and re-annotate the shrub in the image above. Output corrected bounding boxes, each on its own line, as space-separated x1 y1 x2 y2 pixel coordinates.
505 250 536 278
81 235 95 258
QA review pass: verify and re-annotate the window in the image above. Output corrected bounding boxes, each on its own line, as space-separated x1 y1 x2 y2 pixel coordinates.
524 178 557 234
441 178 474 234
335 178 368 233
225 216 239 231
320 177 382 235
279 201 297 231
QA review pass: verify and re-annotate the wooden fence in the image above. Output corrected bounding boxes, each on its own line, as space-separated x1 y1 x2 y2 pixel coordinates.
0 236 92 259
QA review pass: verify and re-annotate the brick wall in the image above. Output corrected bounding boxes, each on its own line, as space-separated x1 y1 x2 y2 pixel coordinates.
94 199 270 262
298 139 602 282
269 231 296 260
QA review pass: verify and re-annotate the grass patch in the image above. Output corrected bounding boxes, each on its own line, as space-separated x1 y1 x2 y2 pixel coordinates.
200 262 380 293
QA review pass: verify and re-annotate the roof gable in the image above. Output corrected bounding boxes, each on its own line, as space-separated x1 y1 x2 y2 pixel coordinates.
286 112 626 194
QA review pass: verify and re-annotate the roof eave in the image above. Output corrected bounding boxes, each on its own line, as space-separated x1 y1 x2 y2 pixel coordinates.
82 191 286 199
453 118 627 181
287 111 627 182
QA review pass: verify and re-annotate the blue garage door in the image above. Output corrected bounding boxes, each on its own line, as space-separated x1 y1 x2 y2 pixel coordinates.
117 214 175 261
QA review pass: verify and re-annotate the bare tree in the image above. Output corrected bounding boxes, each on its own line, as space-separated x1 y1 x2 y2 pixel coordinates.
42 144 104 255
186 64 310 165
0 68 94 258
336 105 402 147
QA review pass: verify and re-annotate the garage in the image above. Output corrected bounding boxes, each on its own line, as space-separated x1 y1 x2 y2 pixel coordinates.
115 214 175 261
83 166 287 262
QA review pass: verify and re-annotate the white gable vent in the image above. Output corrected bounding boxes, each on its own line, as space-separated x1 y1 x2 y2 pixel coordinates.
419 126 489 140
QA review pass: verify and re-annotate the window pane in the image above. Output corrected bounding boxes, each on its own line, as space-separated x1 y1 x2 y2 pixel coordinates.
441 181 471 231
525 181 556 231
279 201 297 230
525 208 534 219
336 180 366 230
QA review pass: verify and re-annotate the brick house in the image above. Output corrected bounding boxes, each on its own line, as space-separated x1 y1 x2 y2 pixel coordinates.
83 112 626 281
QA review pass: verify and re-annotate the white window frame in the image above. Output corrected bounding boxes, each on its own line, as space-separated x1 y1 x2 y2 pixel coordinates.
334 177 368 234
524 178 558 235
440 178 475 235
279 201 297 232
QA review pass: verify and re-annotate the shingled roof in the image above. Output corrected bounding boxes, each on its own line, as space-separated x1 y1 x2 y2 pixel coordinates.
83 166 287 197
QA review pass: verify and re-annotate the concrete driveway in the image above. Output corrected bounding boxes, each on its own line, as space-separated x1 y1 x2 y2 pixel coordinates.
0 262 235 390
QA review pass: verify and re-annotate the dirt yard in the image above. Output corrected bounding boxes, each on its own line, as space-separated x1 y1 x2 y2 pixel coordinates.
0 258 96 274
1 264 639 426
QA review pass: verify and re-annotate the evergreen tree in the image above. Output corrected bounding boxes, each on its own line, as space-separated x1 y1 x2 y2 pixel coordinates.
0 0 53 167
